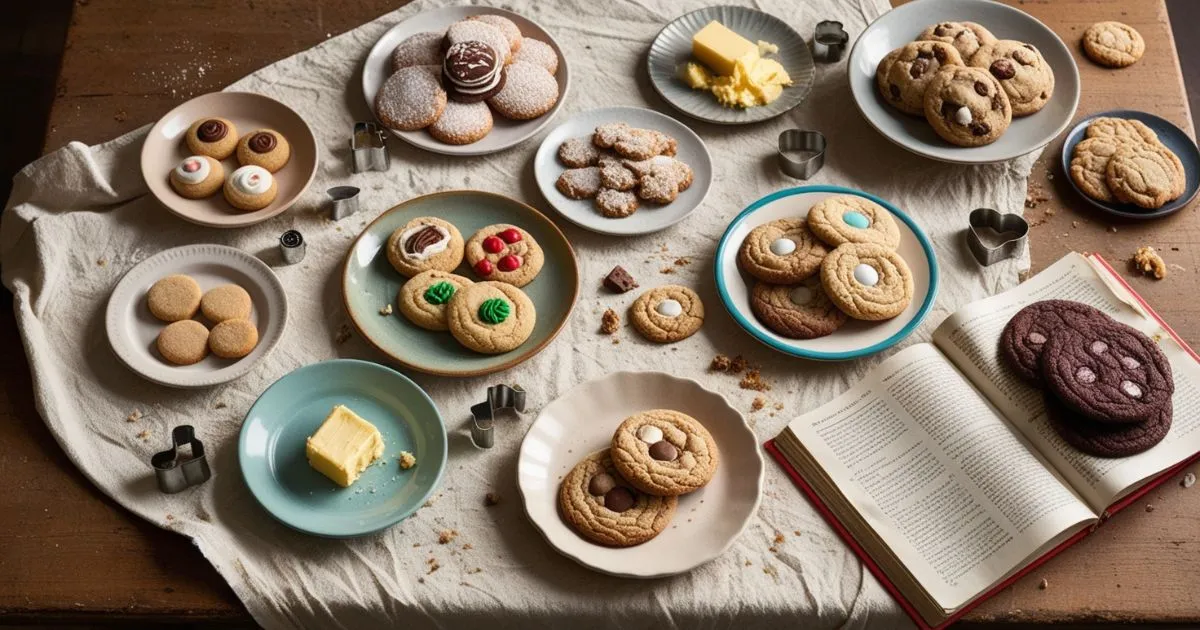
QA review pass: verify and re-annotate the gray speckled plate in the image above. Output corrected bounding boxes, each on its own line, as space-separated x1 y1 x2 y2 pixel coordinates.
342 191 579 377
647 6 814 125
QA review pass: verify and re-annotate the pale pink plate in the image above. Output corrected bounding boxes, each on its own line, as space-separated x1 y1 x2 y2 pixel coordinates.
140 91 319 228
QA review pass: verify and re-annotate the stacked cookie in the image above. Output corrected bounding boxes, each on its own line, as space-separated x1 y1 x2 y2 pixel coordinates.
1000 300 1174 457
559 410 719 547
169 118 291 210
146 275 260 365
554 123 694 218
386 217 542 354
875 21 1055 147
738 195 913 339
1069 117 1186 209
375 14 561 145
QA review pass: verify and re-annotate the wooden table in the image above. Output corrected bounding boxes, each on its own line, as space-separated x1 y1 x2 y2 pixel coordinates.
2 0 1196 625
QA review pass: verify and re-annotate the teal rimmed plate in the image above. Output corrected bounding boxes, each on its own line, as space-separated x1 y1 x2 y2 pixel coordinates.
343 190 579 377
239 359 447 538
714 186 939 361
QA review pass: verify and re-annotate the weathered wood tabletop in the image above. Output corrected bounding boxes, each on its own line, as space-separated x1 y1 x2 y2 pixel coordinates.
1 0 1196 625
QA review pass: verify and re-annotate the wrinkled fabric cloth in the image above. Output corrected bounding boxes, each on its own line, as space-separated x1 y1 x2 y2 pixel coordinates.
0 0 1034 628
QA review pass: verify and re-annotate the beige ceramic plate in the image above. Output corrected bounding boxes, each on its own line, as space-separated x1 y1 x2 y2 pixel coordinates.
518 372 763 578
140 91 319 228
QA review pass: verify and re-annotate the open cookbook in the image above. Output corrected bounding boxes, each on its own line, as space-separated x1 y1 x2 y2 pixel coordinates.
766 252 1200 629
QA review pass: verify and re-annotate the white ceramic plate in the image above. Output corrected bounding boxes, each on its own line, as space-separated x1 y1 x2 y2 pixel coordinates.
362 6 570 156
105 244 289 388
647 5 815 125
533 107 713 236
518 371 763 578
715 186 939 361
848 0 1080 164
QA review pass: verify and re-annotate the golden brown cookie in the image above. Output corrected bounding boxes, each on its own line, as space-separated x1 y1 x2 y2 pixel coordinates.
598 157 637 191
464 224 544 287
200 284 253 323
594 189 640 218
1082 21 1145 68
467 14 523 57
923 65 1012 147
445 281 536 354
511 38 558 75
157 320 209 365
558 137 599 168
610 409 719 497
969 40 1054 117
386 217 465 278
874 41 964 115
208 318 259 359
223 165 278 211
558 449 677 547
390 31 445 72
737 218 829 284
917 21 997 60
185 117 238 160
1086 117 1159 145
820 242 914 321
1105 143 1183 208
397 270 474 331
147 274 202 322
1070 137 1120 203
445 19 512 63
806 195 901 248
556 167 602 199
236 129 291 172
629 285 704 343
168 155 224 199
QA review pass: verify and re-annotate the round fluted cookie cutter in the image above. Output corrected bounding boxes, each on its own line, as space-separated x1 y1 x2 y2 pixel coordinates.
966 207 1029 266
777 130 827 179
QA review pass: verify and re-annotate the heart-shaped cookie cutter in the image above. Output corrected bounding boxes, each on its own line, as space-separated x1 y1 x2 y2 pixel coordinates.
150 425 211 494
813 21 849 62
967 207 1029 266
777 130 827 180
469 384 526 449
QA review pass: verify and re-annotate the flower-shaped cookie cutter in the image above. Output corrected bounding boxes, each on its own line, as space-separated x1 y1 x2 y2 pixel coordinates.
777 130 827 180
967 207 1029 266
150 425 212 494
469 384 526 449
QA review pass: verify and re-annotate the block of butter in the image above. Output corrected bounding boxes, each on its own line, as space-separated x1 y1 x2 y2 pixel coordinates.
305 405 385 488
692 20 758 75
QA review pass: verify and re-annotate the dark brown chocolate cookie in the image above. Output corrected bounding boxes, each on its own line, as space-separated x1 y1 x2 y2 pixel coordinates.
999 300 1107 386
1041 322 1173 424
1044 394 1171 457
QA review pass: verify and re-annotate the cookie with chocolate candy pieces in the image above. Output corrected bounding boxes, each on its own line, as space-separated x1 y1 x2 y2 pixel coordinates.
610 409 720 497
999 300 1108 386
558 448 676 547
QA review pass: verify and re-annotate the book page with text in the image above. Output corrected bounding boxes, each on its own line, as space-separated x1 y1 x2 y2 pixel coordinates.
932 253 1200 509
787 343 1095 610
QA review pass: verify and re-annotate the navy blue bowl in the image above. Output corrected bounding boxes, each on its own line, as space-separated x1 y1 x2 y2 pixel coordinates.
1060 110 1200 220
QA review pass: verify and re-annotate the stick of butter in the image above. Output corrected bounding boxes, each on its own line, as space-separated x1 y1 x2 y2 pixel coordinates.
306 405 385 488
692 20 759 75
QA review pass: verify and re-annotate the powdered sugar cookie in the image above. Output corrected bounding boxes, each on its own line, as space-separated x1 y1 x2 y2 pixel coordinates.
558 137 599 168
511 38 558 75
468 14 523 57
556 167 602 199
487 61 559 120
444 19 512 63
637 158 693 204
223 165 277 211
598 157 637 191
595 188 640 218
429 101 493 145
391 31 445 72
169 155 223 199
185 117 238 160
375 65 447 131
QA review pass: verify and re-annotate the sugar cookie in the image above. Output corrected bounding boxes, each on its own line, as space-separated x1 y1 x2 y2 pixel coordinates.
390 31 445 72
629 285 704 343
375 65 447 131
208 318 259 359
429 101 493 144
738 218 828 284
147 274 202 322
820 242 913 321
397 270 474 331
446 281 536 354
200 284 253 323
487 61 558 120
464 224 544 287
511 38 558 75
157 320 209 365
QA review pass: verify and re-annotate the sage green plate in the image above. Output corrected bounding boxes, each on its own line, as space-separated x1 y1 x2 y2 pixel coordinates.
342 190 579 376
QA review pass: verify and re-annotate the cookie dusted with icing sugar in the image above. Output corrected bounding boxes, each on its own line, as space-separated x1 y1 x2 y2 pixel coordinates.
390 31 445 72
467 14 523 57
185 117 238 160
558 449 677 547
223 165 278 211
385 216 465 278
444 19 513 64
446 281 536 354
169 155 224 199
429 101 493 145
487 61 559 120
375 65 447 131
629 285 704 343
236 129 290 172
737 218 828 284
464 224 544 287
511 38 558 75
611 409 720 497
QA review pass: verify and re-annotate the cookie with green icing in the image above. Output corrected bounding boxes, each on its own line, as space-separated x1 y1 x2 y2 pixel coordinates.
447 281 536 354
397 270 474 331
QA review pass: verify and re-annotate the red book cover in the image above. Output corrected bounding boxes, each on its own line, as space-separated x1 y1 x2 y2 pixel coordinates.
765 254 1200 630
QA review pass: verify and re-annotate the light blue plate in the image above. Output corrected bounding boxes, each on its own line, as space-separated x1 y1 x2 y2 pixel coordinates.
714 186 939 361
239 359 447 538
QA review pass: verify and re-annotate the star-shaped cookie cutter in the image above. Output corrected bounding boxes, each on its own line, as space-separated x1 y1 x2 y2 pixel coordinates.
150 425 212 494
469 385 526 449
967 207 1029 266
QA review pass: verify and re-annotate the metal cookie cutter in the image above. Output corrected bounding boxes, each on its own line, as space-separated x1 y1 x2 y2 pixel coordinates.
469 385 526 449
327 186 361 221
777 130 827 180
150 425 211 494
350 121 390 173
813 20 849 62
279 229 305 264
967 207 1029 266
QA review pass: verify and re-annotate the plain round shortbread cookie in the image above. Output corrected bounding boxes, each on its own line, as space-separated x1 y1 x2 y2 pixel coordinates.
208 318 259 359
429 101 493 145
200 284 253 323
1082 21 1145 68
558 448 677 547
446 281 536 354
820 242 913 321
147 274 202 322
157 320 209 365
629 285 704 343
611 409 720 497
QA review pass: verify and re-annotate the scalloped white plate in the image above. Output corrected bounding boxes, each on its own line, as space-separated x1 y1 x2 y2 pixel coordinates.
105 244 289 388
517 371 763 578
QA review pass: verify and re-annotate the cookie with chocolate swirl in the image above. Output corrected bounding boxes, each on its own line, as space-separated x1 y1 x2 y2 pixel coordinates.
386 216 466 278
236 129 291 172
185 117 239 160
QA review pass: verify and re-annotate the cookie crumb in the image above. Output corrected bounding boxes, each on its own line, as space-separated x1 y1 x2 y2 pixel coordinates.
412 543 422 548
136 430 151 441
1071 220 1079 228
710 354 732 372
744 560 752 567
467 567 482 574
96 257 108 267
674 257 691 266
600 308 620 335
485 492 501 506
612 338 620 345
462 543 473 550
1133 246 1167 279
1038 578 1048 590
438 529 458 545
114 110 127 122
751 397 765 412
418 577 425 584
793 530 802 536
379 304 393 316
427 559 440 574
335 323 353 344
774 402 784 411
1183 472 1196 488
398 451 417 470
768 546 778 553
214 401 227 409
739 369 771 392
729 355 749 374
773 533 785 544
126 409 143 423
659 266 675 274
1145 503 1155 512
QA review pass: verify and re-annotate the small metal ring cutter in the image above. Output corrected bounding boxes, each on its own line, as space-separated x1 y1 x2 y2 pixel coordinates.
150 425 211 494
469 385 526 449
777 130 827 180
966 207 1029 266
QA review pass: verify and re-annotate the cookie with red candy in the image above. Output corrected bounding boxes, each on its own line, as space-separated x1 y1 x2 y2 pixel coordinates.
464 224 544 287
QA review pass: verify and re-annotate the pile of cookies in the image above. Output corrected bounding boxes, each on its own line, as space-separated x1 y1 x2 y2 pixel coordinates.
559 410 719 547
169 117 291 211
739 195 913 339
555 123 694 218
375 14 561 145
386 217 542 354
1069 117 1187 209
1001 300 1174 457
875 21 1055 147
146 275 260 365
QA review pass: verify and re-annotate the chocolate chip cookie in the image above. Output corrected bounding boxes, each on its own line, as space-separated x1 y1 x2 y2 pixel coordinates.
1082 21 1145 68
820 242 913 321
737 218 829 284
969 40 1054 117
446 281 536 354
610 410 719 497
875 41 964 115
750 277 847 339
806 195 901 249
917 21 997 60
629 285 704 343
923 66 1012 147
999 300 1108 386
558 448 677 547
386 217 465 278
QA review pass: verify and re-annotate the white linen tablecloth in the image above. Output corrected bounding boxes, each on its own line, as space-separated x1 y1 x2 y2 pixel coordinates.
0 0 1035 627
